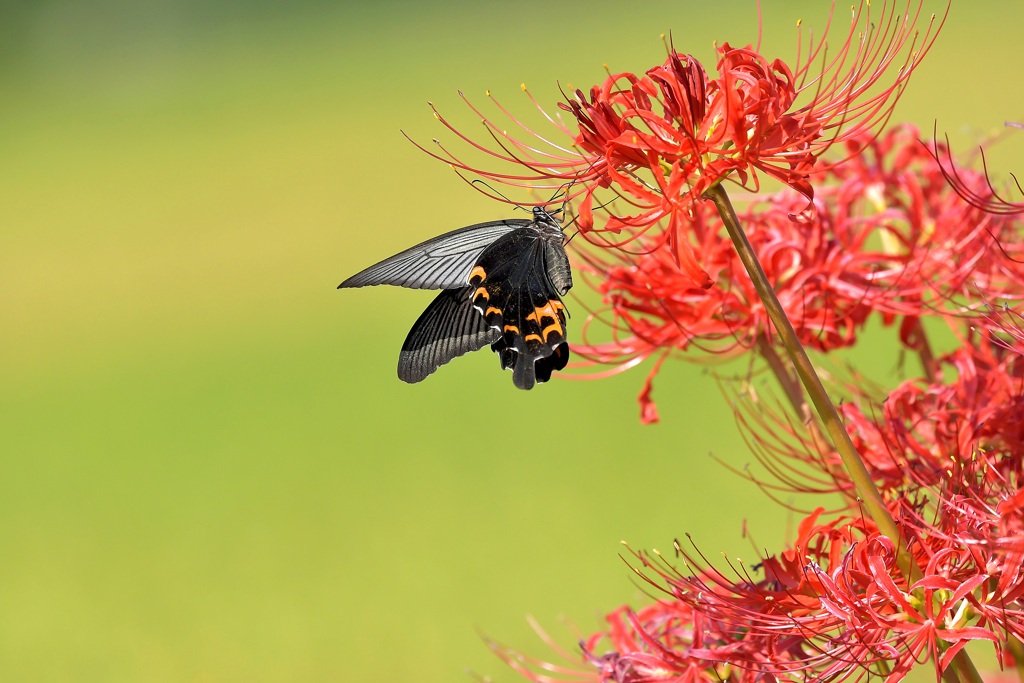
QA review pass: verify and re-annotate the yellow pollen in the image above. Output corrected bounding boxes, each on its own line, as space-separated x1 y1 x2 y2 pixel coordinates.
796 18 802 27
433 112 440 120
521 83 527 91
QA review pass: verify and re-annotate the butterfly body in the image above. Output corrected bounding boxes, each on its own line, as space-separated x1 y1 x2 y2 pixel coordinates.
338 207 571 389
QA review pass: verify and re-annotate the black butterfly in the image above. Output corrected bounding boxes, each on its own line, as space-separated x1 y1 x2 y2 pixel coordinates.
338 206 572 389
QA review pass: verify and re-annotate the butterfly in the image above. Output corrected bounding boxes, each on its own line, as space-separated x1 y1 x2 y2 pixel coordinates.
338 206 572 390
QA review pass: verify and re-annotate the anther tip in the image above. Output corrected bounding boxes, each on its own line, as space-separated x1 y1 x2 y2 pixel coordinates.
520 82 527 91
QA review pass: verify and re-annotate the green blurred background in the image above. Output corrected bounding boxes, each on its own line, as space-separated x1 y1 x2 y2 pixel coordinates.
2 1 1022 680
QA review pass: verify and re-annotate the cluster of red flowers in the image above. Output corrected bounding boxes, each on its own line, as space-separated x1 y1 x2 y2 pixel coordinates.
574 124 1023 423
571 503 1015 682
423 1 943 290
414 1 1024 681
570 307 1024 683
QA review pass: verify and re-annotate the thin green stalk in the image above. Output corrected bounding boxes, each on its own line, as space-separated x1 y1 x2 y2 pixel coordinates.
912 318 940 383
706 183 918 578
754 334 850 500
705 184 983 683
948 647 983 683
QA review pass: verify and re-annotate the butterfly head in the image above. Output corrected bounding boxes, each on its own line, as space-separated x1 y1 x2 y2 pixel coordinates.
533 204 564 225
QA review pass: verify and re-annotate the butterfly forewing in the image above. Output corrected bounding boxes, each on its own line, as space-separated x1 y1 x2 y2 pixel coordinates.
338 219 530 290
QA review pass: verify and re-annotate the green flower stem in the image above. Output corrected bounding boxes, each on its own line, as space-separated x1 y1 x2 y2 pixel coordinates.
912 318 940 383
707 184 917 577
948 647 983 683
755 333 855 504
754 333 804 418
705 184 982 683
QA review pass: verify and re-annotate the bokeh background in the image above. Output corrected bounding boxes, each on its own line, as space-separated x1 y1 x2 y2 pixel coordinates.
3 1 1022 680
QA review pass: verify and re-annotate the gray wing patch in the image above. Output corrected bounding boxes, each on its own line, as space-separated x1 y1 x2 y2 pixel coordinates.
398 287 501 383
338 220 529 290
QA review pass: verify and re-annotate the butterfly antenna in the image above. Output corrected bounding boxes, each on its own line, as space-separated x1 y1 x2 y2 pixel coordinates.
471 179 519 206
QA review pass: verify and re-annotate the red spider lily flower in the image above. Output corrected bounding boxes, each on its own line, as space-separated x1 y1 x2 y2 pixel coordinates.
571 125 1016 422
571 509 1005 683
419 1 946 289
843 309 1024 493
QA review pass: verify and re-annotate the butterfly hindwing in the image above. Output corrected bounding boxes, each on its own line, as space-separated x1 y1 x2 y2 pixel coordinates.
398 287 501 383
468 227 570 390
338 219 530 290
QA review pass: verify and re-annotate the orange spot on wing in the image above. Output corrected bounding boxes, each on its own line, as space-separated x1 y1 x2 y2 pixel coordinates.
526 300 564 323
542 323 563 341
469 266 487 284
